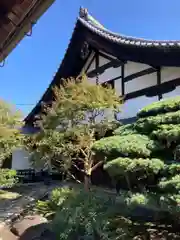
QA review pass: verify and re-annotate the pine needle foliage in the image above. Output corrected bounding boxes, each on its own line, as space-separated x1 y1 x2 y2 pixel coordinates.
138 96 180 118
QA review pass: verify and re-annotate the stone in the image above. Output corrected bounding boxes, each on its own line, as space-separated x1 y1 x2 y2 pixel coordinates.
12 215 48 237
0 223 17 240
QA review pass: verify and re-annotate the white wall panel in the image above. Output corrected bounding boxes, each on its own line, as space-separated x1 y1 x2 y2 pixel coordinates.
161 67 180 83
125 61 149 77
85 57 96 73
119 96 159 119
125 72 157 94
99 56 110 67
98 65 121 84
12 149 31 170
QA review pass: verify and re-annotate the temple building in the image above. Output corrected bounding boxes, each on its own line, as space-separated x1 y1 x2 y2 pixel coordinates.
14 7 180 170
25 7 180 126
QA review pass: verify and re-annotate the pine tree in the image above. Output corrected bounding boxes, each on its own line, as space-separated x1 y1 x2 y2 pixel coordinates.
26 75 122 190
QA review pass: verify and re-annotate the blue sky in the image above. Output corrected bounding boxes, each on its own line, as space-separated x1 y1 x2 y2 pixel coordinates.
0 0 180 117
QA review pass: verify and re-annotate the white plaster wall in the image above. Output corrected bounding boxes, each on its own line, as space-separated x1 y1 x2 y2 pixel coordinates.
12 148 31 170
125 72 157 93
118 96 159 119
124 61 149 77
87 56 121 85
99 55 111 66
161 67 180 83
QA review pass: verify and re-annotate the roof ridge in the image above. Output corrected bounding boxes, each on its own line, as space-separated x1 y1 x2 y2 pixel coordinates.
78 7 180 46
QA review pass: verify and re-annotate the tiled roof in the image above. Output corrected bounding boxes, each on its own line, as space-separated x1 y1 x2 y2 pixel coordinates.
79 7 180 48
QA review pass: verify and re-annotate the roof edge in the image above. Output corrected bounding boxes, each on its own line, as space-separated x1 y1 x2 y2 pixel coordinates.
78 7 180 47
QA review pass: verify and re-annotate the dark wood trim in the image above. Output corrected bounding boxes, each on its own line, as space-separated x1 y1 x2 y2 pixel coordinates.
99 51 117 62
157 67 162 100
125 77 180 100
95 51 99 84
86 52 96 73
121 63 125 95
124 67 157 83
87 59 122 78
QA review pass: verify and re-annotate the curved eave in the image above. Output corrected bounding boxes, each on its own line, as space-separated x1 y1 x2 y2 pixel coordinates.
24 8 180 124
79 9 180 49
78 12 180 66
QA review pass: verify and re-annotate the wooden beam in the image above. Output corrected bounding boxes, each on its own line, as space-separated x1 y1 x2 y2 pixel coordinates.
125 77 180 100
87 59 122 78
124 67 157 83
157 67 162 100
92 66 157 93
86 52 95 73
95 51 99 84
99 51 117 61
121 63 125 95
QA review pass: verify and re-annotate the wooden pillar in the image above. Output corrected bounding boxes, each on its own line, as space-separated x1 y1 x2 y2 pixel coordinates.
95 51 99 85
121 63 125 95
157 67 162 100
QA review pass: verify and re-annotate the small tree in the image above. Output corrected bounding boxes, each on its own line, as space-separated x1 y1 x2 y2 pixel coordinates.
0 99 23 167
27 75 122 190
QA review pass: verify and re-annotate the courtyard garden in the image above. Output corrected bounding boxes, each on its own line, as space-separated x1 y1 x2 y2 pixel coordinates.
1 76 180 239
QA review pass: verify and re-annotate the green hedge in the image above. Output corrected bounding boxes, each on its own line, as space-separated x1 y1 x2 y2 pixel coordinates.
163 163 180 177
159 175 180 194
138 96 180 118
135 110 180 133
0 169 17 188
93 134 161 159
151 124 180 143
113 123 138 136
104 157 165 178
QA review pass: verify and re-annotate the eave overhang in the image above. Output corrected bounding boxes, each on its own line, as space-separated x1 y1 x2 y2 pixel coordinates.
24 7 180 124
0 0 55 64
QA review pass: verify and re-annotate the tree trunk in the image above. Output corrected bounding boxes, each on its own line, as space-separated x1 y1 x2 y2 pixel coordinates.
84 174 91 192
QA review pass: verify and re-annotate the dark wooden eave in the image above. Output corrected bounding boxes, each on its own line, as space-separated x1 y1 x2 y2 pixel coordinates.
24 7 180 124
0 0 55 63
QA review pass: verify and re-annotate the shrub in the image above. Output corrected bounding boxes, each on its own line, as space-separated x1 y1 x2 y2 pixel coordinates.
51 187 116 239
104 157 165 180
36 187 77 218
151 124 180 143
138 96 180 118
93 134 162 159
0 169 17 188
159 175 180 194
135 111 180 134
164 163 180 177
113 123 138 136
